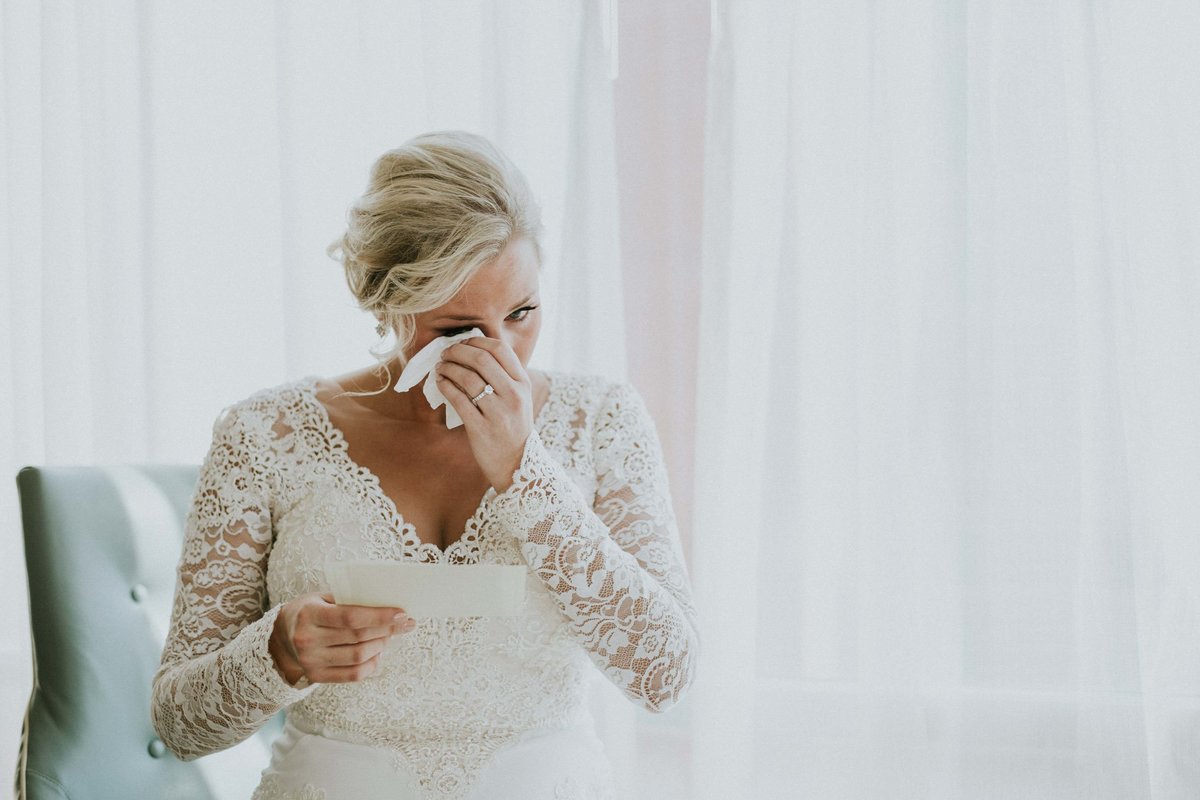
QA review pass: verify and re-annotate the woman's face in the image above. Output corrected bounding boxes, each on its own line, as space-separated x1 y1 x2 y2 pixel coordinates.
405 236 542 367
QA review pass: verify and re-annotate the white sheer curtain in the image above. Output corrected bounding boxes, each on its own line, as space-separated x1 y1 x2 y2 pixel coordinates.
0 0 635 788
690 1 1200 798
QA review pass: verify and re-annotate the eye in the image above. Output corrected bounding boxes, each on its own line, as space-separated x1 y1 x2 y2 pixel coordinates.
508 305 538 322
437 306 537 337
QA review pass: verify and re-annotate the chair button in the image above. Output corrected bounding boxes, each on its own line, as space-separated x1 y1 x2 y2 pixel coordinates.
131 584 149 603
148 738 167 758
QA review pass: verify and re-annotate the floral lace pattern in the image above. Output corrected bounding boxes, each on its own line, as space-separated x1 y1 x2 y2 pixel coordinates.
252 776 327 800
488 381 700 712
151 370 700 798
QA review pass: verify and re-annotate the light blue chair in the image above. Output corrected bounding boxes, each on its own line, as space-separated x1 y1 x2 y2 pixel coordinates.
15 465 280 799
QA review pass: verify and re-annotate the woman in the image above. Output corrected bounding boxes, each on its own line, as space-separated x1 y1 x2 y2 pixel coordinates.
150 131 701 799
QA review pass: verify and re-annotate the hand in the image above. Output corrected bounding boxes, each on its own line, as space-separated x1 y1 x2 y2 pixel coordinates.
433 336 534 492
269 592 415 686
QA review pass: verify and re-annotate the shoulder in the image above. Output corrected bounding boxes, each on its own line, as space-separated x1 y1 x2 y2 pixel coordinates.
539 368 654 434
540 368 638 410
208 375 318 441
539 371 665 483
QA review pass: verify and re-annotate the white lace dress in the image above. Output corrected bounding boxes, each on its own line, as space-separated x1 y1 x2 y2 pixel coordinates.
150 369 701 800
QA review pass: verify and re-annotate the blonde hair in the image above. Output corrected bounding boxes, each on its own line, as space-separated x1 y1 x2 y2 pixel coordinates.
327 130 543 395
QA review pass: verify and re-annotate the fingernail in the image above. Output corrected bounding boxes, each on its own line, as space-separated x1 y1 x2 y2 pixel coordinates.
393 613 407 623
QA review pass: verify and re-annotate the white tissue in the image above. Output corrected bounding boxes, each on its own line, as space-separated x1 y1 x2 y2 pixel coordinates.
393 327 485 429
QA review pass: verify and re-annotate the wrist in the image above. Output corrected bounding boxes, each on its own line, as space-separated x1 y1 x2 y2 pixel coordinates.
490 448 525 493
268 610 306 686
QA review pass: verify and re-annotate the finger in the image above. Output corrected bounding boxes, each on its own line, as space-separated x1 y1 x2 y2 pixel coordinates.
318 621 408 646
441 340 518 392
312 602 406 630
292 615 415 656
306 654 384 684
436 372 484 424
435 361 490 400
305 635 390 670
458 336 526 383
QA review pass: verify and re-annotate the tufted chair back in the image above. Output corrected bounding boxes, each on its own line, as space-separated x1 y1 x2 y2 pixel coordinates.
15 465 279 799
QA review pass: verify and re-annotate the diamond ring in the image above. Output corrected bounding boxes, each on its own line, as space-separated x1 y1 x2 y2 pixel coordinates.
470 384 495 406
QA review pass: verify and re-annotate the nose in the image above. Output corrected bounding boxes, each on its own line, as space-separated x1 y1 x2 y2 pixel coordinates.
472 322 517 349
471 323 499 340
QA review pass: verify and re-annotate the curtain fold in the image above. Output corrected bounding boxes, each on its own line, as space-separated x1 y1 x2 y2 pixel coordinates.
691 1 1200 797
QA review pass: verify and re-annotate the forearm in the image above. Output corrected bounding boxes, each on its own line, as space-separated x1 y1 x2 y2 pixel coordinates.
488 431 701 712
151 606 312 759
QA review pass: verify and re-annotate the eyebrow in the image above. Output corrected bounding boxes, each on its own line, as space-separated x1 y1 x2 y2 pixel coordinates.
433 294 537 322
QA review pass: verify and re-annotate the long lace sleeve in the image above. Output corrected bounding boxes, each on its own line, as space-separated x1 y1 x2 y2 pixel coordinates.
151 401 313 760
487 380 701 713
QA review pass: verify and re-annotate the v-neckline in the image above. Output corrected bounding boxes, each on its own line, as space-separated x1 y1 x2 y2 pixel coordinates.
298 370 561 561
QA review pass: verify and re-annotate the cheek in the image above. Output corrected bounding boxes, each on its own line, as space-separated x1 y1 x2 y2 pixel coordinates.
511 320 541 361
404 332 444 362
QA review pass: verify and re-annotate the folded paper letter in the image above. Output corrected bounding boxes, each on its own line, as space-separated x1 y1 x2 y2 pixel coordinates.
326 560 527 618
393 327 485 429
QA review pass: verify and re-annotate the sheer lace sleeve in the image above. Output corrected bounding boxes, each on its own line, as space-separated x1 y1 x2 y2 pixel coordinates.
151 401 313 760
487 380 701 712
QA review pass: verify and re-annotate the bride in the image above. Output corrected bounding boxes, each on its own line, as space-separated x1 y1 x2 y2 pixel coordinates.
150 131 701 799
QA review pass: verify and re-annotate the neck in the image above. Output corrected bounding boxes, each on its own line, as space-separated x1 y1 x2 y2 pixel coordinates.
394 376 450 425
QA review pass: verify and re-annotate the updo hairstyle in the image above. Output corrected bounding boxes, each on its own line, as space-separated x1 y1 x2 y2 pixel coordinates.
327 130 543 395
